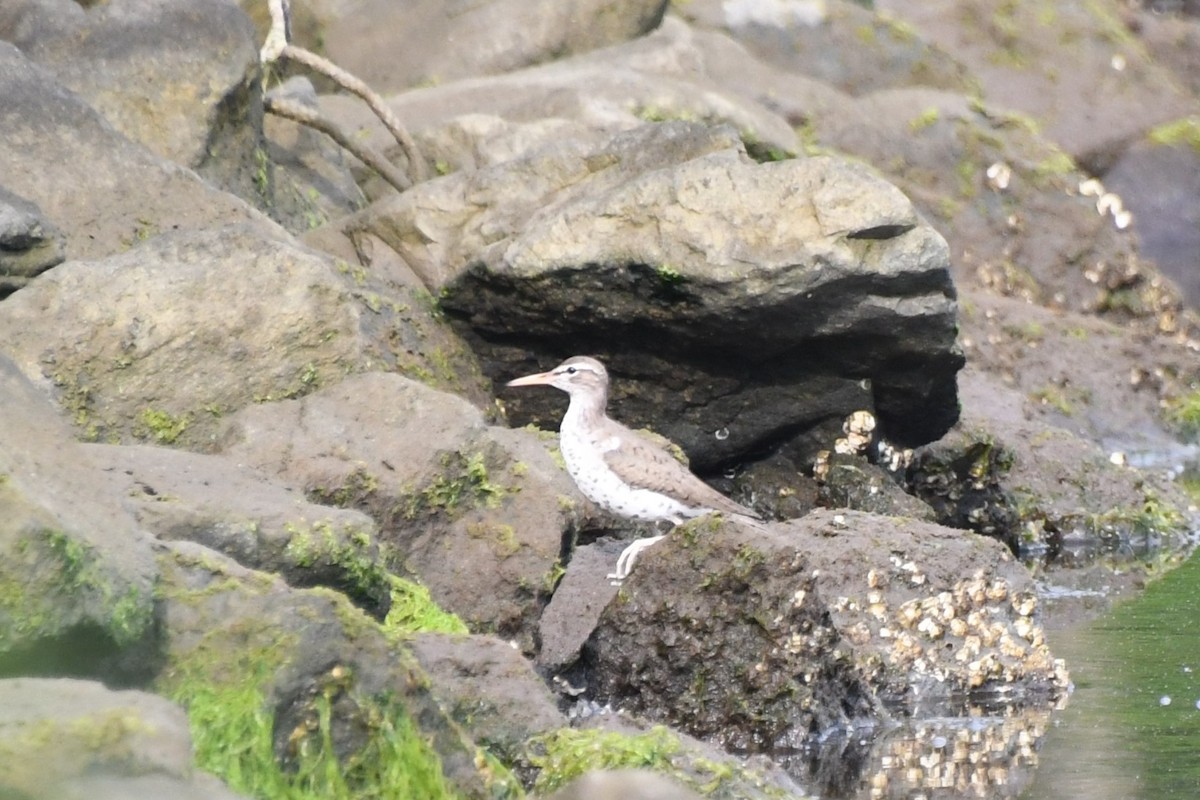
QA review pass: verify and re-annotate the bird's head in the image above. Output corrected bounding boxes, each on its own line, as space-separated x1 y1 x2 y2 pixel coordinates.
506 356 609 400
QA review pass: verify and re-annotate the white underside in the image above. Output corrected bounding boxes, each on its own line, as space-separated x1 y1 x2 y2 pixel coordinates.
560 404 710 584
560 417 703 523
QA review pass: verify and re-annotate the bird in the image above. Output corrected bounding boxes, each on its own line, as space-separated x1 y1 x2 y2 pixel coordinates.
506 355 761 581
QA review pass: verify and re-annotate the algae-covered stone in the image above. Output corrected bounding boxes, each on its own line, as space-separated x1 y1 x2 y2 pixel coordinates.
156 539 521 800
0 356 157 677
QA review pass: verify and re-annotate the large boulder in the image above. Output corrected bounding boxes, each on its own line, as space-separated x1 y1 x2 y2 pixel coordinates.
0 41 268 263
0 356 158 679
347 120 961 468
0 223 488 447
2 0 264 202
584 510 1066 751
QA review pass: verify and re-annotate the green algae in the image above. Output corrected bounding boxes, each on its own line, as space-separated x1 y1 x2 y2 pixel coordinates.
0 525 153 650
383 575 469 638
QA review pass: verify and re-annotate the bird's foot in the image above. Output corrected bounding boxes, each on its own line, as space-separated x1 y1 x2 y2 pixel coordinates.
607 535 666 585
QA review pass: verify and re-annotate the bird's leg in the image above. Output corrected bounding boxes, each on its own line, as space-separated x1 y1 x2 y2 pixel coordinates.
608 534 666 584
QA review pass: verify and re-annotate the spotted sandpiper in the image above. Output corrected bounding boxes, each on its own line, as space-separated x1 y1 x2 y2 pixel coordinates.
507 356 761 581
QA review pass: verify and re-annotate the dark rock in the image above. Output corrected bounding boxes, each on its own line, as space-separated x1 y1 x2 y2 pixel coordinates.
585 516 881 751
0 677 248 800
585 510 1067 748
820 452 937 521
0 186 64 296
0 355 158 681
728 453 820 522
907 424 1020 551
4 0 265 203
216 371 583 650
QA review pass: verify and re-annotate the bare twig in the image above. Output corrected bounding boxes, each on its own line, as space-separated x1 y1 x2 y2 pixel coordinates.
260 0 426 187
264 95 412 194
277 45 427 184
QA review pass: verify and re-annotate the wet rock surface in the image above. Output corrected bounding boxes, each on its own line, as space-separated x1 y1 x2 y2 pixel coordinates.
0 1 1198 798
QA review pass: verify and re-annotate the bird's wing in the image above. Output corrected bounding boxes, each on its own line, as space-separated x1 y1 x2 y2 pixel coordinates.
596 419 758 518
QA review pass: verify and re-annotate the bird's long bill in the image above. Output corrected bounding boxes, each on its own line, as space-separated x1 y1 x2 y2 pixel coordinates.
506 370 556 387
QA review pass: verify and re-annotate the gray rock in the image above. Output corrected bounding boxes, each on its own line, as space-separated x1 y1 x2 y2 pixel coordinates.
537 539 625 673
4 0 264 202
409 632 565 761
90 442 391 610
676 0 974 95
0 223 487 447
0 41 268 263
876 0 1195 171
0 185 64 295
1105 138 1200 307
542 769 702 800
0 677 249 800
216 371 584 650
315 0 669 93
319 16 799 184
0 356 158 678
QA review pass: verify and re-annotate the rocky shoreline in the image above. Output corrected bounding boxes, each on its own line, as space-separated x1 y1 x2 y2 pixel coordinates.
2 1 1198 798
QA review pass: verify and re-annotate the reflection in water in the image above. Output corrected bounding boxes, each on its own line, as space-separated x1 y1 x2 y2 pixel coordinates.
790 703 1057 799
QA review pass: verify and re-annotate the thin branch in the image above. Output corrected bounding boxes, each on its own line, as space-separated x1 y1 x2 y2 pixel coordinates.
264 95 412 194
260 0 426 187
278 45 427 184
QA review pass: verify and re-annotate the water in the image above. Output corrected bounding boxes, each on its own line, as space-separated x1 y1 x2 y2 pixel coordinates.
1021 549 1200 799
793 548 1200 798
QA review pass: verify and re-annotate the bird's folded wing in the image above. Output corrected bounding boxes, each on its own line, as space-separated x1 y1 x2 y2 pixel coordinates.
599 422 757 517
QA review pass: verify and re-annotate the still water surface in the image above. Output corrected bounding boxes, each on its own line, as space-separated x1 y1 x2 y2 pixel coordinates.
1021 549 1200 799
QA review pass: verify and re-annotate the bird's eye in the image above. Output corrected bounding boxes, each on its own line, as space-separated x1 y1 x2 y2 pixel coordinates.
565 367 577 375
